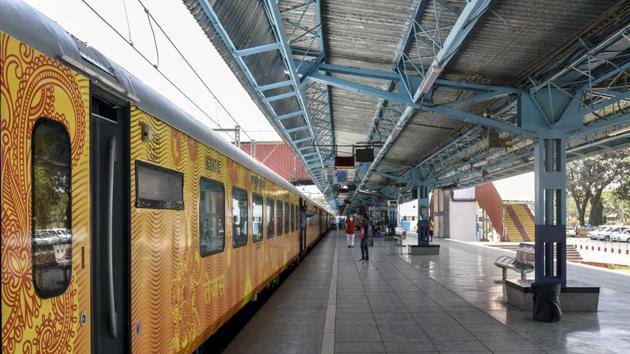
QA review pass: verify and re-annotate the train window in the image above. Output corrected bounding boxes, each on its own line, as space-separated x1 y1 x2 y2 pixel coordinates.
266 198 274 239
252 193 263 243
276 201 283 236
232 187 248 248
31 119 72 298
290 204 295 232
284 201 290 234
136 161 184 210
199 177 225 256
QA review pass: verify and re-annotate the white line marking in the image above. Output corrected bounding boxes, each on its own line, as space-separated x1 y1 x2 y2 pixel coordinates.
321 230 338 354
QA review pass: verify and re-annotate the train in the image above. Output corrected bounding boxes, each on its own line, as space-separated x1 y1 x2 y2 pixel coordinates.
0 0 334 352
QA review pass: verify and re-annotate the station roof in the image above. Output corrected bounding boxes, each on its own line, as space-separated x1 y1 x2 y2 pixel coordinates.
186 0 630 210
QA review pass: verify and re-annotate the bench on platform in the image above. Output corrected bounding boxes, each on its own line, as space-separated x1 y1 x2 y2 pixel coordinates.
494 243 535 283
393 230 406 246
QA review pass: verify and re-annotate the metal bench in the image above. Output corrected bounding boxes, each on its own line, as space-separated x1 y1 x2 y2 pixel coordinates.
393 230 406 246
494 243 535 283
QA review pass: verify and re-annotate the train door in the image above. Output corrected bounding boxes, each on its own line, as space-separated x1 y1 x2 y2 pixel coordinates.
319 210 323 235
299 198 305 257
90 89 129 353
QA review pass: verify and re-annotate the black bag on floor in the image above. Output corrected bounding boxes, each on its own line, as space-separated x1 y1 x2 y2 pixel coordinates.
532 283 562 322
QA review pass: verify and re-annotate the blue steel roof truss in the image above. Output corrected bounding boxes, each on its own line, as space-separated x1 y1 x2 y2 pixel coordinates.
295 3 630 205
198 0 629 210
198 0 336 207
447 26 630 190
320 0 494 207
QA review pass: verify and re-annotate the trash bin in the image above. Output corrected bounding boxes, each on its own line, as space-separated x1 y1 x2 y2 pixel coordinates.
532 283 562 322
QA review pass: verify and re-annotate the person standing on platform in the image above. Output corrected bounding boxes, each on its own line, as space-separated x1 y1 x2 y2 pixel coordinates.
345 216 355 247
359 215 370 261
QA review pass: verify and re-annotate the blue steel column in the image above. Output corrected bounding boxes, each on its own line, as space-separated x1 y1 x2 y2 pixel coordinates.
411 167 432 246
534 138 567 285
388 205 397 236
416 184 430 246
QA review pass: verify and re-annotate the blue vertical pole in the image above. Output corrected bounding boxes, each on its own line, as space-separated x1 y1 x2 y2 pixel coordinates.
534 138 567 286
417 185 430 246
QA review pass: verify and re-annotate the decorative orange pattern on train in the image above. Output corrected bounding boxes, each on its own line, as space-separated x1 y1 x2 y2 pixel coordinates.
1 34 91 353
305 202 321 249
129 108 301 353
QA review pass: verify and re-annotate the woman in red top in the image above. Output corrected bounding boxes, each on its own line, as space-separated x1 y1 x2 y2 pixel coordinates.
344 217 355 247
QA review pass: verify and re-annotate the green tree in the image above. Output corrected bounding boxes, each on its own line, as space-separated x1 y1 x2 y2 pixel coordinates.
612 173 630 224
613 173 630 202
567 148 629 226
590 199 605 226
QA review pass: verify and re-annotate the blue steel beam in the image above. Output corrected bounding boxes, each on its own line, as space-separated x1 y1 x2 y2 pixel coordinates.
414 24 630 189
299 61 518 95
447 129 630 190
422 104 537 138
278 0 336 199
302 62 530 135
415 127 480 169
294 136 314 144
286 125 309 134
264 0 324 170
264 91 298 102
257 80 293 91
235 42 282 56
442 90 515 108
372 171 407 182
347 0 492 208
571 111 630 136
276 111 304 121
198 0 334 206
433 123 630 190
307 71 415 105
343 17 629 204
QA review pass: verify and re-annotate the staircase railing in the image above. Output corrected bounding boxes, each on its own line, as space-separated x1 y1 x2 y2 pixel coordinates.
475 183 505 240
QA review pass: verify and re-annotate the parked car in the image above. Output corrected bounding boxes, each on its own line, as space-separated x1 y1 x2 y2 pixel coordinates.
598 226 627 241
588 226 611 240
610 228 630 242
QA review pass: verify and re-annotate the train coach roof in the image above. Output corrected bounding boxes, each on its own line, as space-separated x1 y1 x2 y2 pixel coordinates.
0 0 331 209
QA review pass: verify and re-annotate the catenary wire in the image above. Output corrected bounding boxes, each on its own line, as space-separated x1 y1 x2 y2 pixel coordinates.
135 0 253 141
81 0 253 142
81 0 222 129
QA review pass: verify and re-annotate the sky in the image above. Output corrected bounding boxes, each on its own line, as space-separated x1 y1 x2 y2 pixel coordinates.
23 0 280 143
23 0 534 208
493 172 535 201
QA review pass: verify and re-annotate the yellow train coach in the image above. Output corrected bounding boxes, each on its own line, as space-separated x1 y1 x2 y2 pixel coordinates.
0 0 333 352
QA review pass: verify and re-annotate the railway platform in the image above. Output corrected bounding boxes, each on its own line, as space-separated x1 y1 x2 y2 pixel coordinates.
223 230 630 354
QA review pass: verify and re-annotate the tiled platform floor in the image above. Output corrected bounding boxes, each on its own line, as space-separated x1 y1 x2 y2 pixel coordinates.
222 230 630 354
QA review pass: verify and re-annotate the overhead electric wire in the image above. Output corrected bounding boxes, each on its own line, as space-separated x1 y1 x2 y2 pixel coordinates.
121 0 133 44
81 0 222 129
144 7 160 68
81 0 253 141
135 0 253 141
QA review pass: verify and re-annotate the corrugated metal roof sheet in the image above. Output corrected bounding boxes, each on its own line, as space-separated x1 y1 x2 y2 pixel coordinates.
186 0 629 205
446 0 620 85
